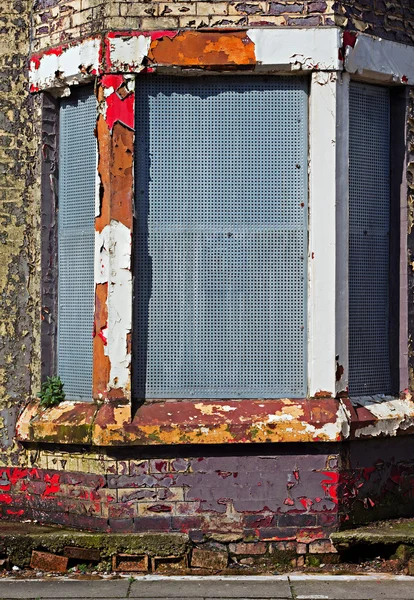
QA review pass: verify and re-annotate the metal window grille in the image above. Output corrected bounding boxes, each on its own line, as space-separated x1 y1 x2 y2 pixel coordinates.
133 76 308 399
349 82 391 397
57 87 96 400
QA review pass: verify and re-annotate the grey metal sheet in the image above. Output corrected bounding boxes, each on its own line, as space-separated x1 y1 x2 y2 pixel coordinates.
58 87 96 400
134 76 308 398
349 82 391 396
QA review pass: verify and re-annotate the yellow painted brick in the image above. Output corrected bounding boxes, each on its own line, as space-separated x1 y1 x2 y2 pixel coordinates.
157 487 185 501
196 1 228 15
82 0 105 8
103 15 140 28
247 14 285 24
120 3 159 17
209 14 247 25
179 15 209 27
71 8 94 27
159 2 195 16
104 3 121 17
141 16 179 28
228 1 267 15
137 502 174 515
50 15 72 32
59 0 82 13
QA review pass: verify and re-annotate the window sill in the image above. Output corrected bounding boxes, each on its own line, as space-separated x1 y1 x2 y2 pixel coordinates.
15 395 414 446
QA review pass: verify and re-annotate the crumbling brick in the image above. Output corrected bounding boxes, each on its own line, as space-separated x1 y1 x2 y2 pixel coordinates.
229 542 267 555
112 554 149 572
191 548 228 569
30 551 68 573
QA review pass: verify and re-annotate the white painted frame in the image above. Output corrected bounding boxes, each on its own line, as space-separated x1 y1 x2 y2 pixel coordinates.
308 72 339 397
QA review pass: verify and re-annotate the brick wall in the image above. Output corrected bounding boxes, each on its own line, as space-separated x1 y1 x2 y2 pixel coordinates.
31 0 414 54
335 0 414 45
1 447 339 550
32 0 337 52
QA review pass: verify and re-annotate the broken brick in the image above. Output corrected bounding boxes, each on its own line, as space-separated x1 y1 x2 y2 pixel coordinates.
191 548 228 570
112 554 149 572
151 555 188 572
229 542 267 555
30 551 68 573
308 539 337 554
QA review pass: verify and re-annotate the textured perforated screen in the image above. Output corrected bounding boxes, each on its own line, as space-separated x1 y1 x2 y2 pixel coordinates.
58 87 96 400
134 76 308 398
349 82 391 397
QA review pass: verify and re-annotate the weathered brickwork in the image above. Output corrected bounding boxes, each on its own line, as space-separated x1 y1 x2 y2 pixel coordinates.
1 441 414 557
0 0 40 466
335 1 414 45
0 449 340 542
31 0 414 54
32 0 337 52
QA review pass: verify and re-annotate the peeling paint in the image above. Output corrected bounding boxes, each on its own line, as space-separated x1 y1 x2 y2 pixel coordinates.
247 28 341 70
353 395 414 438
29 38 101 93
345 33 414 85
107 35 152 72
95 220 132 394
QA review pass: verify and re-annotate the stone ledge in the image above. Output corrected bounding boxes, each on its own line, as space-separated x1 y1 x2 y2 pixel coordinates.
15 395 414 446
0 522 188 568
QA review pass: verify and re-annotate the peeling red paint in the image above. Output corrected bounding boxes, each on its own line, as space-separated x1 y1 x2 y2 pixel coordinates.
320 472 339 504
42 474 61 497
0 494 13 504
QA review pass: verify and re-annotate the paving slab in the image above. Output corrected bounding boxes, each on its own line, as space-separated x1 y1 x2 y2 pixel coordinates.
129 579 291 598
0 579 130 598
290 579 414 600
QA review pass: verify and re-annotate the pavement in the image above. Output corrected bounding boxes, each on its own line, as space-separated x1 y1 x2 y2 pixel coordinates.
0 574 413 600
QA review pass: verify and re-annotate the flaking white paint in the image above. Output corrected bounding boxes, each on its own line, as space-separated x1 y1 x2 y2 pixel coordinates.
353 396 414 438
95 220 132 393
247 28 341 71
29 38 101 91
109 35 152 72
345 33 414 84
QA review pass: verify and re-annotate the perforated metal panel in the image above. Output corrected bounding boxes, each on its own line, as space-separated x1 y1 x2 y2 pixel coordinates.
58 87 96 400
134 76 308 398
349 82 391 397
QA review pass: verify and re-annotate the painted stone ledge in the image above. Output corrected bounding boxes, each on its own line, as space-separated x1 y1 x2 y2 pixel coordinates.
15 395 414 446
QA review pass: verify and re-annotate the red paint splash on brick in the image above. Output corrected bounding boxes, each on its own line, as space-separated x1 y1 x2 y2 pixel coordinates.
0 493 13 504
42 473 61 497
320 472 339 504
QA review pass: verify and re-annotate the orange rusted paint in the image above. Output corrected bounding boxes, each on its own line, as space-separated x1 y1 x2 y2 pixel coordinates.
16 394 414 446
149 31 256 68
93 282 110 398
110 122 133 229
313 390 333 399
95 113 111 232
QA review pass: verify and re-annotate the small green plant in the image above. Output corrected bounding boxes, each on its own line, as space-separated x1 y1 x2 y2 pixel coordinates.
37 376 65 408
78 563 88 574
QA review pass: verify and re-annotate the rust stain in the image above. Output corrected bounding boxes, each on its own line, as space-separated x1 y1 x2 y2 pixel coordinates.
149 31 256 67
93 282 110 398
335 363 344 382
313 390 333 399
110 122 133 229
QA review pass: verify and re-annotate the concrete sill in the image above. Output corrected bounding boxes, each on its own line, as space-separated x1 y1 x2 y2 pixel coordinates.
15 395 414 446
